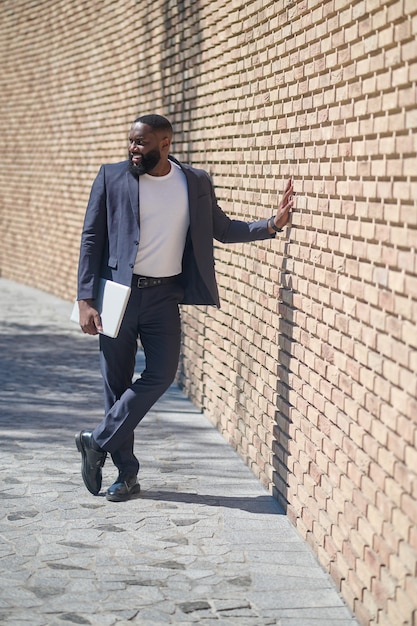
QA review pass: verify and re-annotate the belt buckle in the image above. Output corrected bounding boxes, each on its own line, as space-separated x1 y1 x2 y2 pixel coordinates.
137 277 148 288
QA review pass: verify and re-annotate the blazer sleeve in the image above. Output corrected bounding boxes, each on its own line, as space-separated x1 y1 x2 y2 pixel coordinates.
204 172 276 244
77 166 107 300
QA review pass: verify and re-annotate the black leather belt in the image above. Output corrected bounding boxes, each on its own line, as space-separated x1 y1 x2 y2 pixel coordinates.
131 274 180 289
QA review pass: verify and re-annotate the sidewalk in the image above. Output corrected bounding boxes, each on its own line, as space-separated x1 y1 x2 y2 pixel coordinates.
0 278 360 626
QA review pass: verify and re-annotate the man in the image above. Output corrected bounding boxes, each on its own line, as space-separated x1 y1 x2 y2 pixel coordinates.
75 114 293 502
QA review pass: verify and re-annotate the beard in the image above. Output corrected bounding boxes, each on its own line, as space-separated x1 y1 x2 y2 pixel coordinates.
128 149 161 178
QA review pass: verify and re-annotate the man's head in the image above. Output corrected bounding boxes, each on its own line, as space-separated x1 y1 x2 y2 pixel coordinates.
128 114 173 177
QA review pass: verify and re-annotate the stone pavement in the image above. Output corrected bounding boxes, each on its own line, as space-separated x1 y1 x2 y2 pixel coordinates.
0 278 360 626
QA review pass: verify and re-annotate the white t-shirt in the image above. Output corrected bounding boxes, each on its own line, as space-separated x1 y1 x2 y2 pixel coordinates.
133 162 189 277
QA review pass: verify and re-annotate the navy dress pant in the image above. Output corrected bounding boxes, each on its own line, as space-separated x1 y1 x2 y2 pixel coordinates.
92 281 183 475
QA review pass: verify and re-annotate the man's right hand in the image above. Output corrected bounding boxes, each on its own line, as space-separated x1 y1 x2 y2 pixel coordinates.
78 299 103 335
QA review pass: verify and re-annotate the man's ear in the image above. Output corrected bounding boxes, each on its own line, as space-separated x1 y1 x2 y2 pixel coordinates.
161 136 171 150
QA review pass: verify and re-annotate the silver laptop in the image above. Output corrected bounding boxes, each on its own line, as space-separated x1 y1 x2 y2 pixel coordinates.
70 279 131 338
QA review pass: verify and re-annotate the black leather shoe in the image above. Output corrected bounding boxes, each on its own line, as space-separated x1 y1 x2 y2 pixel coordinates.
75 430 107 495
106 474 140 502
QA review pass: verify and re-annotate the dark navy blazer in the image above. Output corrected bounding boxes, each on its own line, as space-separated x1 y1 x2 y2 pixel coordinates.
77 156 275 307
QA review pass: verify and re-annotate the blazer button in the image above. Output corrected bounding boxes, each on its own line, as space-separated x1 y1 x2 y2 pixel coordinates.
134 240 139 245
129 263 134 268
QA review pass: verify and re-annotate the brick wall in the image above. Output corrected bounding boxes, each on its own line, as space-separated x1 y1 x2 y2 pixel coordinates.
1 1 416 624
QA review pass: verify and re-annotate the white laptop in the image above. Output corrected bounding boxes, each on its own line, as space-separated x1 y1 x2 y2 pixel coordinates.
70 279 131 338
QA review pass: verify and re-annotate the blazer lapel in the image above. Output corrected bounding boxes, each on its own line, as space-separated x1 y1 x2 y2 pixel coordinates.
126 171 139 226
177 161 197 233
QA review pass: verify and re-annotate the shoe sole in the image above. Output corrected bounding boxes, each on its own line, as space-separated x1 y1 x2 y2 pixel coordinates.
105 484 141 502
75 432 83 454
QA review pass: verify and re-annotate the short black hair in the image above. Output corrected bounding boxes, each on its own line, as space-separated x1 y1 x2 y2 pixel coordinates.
133 114 172 135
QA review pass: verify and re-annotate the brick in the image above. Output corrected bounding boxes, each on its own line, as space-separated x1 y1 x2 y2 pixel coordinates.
390 587 416 624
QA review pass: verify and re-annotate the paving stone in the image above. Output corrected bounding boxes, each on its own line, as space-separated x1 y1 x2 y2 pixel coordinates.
0 279 360 626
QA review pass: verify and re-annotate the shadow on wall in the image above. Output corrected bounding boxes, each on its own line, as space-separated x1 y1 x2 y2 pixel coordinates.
272 227 294 511
160 0 202 162
139 0 203 162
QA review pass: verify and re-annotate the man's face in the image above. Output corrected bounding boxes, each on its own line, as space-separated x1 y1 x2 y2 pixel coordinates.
127 123 163 177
